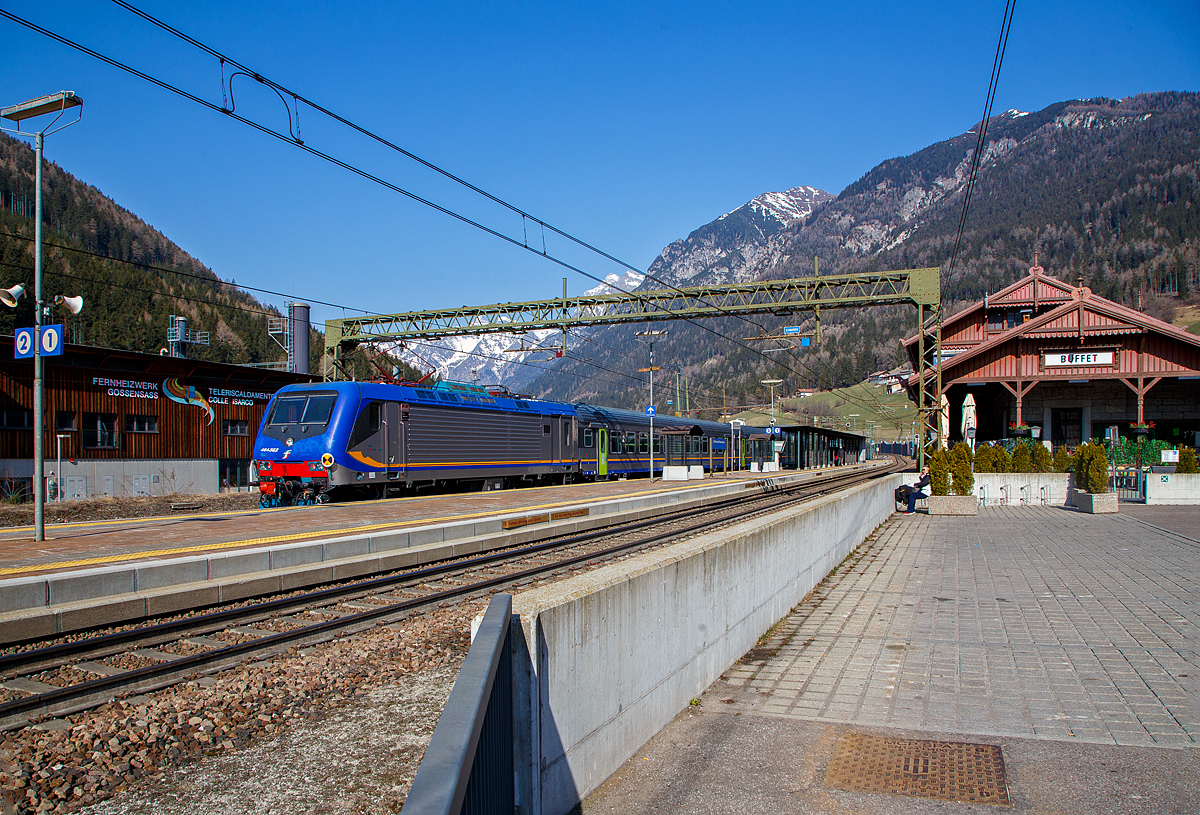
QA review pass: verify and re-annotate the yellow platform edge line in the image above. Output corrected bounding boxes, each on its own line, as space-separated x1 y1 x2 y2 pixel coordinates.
0 482 703 577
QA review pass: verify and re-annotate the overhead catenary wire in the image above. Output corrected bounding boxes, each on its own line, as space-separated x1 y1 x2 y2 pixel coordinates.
99 0 887 403
946 0 1016 279
0 7 894 418
0 228 374 316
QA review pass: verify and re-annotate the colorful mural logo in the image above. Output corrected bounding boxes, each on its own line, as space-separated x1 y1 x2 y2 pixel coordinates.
163 378 215 425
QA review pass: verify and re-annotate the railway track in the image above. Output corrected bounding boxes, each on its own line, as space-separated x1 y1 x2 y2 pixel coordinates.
0 459 904 730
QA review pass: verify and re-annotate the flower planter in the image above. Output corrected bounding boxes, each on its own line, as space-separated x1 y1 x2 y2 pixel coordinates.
1073 490 1117 514
927 494 978 516
975 473 1072 506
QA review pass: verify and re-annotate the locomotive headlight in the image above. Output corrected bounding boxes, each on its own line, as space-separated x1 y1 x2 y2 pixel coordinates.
321 453 335 469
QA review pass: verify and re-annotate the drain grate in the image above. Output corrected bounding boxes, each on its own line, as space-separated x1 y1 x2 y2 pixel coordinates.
824 733 1010 806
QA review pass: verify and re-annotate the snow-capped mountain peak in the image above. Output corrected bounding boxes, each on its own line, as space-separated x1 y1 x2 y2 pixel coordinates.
585 270 646 296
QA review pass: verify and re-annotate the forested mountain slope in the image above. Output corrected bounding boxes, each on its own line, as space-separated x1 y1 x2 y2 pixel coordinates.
525 92 1200 413
0 131 295 367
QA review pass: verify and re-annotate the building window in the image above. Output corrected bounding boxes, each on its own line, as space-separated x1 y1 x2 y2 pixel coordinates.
83 413 119 449
127 415 158 433
223 419 250 436
219 459 250 489
56 411 77 431
0 408 32 429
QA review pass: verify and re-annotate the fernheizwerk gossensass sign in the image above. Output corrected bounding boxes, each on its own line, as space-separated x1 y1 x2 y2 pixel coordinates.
1042 350 1114 367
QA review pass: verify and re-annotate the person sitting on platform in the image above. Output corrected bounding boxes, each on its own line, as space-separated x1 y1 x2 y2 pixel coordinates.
903 466 931 514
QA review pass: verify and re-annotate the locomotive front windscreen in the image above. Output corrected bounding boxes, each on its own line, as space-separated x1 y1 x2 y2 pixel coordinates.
268 393 338 426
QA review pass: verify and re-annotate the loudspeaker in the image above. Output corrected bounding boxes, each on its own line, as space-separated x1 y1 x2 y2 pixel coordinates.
54 294 83 314
0 284 25 308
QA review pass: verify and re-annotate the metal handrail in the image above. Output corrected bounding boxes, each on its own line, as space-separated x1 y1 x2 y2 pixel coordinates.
403 593 513 815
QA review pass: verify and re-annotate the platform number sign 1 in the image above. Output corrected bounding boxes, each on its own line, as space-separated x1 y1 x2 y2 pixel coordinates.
14 325 64 358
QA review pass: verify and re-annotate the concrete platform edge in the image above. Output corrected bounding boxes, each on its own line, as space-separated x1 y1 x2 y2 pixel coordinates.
0 464 883 643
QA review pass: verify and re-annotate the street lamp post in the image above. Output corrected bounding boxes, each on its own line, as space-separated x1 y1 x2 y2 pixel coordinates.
636 330 667 480
761 379 783 424
1 91 84 541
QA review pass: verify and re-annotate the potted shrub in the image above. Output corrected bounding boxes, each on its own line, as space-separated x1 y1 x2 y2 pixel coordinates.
1072 441 1117 513
1011 442 1033 473
1178 447 1199 474
1052 445 1072 473
992 444 1012 473
1033 443 1053 473
974 444 994 473
928 445 978 515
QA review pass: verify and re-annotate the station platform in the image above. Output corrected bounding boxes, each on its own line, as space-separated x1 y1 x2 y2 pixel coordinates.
0 464 880 643
582 504 1198 815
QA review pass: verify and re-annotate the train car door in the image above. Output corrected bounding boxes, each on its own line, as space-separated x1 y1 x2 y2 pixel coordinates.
382 402 405 479
597 428 608 477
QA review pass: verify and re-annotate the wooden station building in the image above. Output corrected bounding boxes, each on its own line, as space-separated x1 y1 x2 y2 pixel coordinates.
905 263 1200 450
0 338 313 499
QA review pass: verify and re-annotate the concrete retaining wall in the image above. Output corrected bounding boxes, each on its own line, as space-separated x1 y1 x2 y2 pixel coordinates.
510 473 903 815
0 458 218 498
1145 472 1200 504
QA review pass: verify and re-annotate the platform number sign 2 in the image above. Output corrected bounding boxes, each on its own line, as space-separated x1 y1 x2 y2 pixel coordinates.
14 325 64 358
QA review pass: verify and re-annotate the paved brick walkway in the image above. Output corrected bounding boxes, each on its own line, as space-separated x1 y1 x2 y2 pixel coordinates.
712 507 1197 747
585 506 1199 814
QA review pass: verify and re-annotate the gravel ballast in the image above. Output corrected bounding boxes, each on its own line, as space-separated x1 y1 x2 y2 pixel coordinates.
0 601 481 815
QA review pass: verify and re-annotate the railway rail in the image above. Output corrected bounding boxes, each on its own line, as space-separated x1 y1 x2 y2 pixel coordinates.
0 458 904 731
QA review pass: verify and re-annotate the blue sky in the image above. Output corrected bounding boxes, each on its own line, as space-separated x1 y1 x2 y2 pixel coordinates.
1 1 1197 329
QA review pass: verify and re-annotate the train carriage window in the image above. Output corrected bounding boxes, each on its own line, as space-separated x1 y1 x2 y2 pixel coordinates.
701 437 710 454
610 433 621 454
625 432 637 451
583 428 594 448
563 422 571 445
639 433 649 454
416 389 436 400
543 424 551 435
653 435 661 454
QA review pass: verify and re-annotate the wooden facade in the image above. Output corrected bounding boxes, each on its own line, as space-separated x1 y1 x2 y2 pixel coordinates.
905 266 1200 448
0 337 314 492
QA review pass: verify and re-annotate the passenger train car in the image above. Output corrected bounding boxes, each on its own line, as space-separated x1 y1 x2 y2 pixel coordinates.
252 380 753 505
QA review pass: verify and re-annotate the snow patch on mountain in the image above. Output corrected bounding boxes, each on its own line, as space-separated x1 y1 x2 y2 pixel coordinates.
585 270 645 295
718 185 831 224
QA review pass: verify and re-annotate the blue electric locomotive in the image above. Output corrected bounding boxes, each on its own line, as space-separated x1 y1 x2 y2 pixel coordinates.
252 380 755 505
